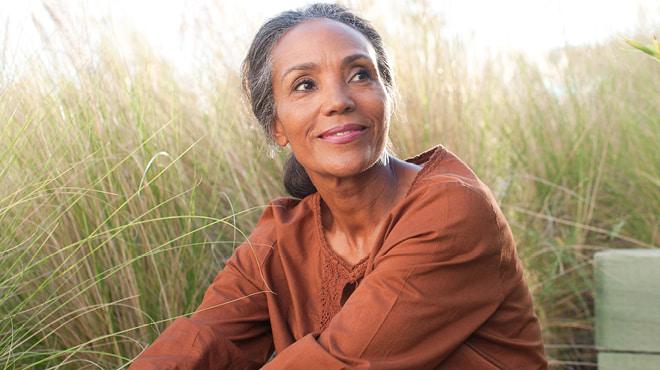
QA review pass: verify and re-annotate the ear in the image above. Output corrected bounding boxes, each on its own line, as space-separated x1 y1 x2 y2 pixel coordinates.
271 119 289 147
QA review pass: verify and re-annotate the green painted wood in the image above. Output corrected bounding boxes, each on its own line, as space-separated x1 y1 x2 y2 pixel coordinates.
595 249 660 353
598 353 660 370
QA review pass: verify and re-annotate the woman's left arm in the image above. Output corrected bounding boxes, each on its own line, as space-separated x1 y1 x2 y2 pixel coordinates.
264 181 544 369
128 214 280 369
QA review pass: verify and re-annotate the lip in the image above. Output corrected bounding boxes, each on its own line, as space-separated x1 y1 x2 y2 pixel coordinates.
318 124 366 144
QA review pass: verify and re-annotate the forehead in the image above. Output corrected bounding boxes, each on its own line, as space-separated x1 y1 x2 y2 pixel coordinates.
271 18 376 69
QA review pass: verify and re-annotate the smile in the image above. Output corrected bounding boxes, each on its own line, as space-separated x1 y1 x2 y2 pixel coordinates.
327 129 360 137
319 124 366 144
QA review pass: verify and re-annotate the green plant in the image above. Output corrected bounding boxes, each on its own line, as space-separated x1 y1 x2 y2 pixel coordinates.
624 34 660 62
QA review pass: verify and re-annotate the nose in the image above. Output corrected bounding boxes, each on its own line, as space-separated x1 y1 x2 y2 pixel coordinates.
322 82 356 116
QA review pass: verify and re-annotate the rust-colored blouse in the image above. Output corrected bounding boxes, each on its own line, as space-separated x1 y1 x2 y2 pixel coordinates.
130 146 548 369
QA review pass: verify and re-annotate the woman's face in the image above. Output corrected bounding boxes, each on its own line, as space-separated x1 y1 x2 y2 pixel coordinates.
270 18 390 183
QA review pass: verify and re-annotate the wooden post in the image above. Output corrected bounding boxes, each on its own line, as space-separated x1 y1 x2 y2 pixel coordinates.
594 249 660 369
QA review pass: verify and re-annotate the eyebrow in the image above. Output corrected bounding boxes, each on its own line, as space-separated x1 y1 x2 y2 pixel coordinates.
341 52 372 66
280 52 373 84
281 62 317 84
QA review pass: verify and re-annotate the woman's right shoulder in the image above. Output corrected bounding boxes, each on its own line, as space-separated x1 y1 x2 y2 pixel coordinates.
238 195 319 253
256 195 317 229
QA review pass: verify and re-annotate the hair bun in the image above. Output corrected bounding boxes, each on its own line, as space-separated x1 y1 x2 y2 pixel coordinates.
283 154 317 199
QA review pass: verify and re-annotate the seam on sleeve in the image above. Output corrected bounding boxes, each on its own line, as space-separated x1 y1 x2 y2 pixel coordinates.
359 265 415 356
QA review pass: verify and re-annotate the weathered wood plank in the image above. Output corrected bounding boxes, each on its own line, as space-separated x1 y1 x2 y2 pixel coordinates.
598 352 660 370
594 249 660 353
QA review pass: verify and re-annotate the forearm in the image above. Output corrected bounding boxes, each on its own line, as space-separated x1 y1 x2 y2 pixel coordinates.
130 242 276 369
130 317 268 370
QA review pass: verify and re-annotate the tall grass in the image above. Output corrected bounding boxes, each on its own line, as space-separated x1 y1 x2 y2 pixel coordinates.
1 1 658 368
1 4 282 368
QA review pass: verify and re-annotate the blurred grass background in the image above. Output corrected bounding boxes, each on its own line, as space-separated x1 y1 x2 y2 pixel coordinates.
1 1 658 368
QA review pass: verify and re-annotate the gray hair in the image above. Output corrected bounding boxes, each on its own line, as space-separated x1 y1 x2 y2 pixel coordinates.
240 3 397 198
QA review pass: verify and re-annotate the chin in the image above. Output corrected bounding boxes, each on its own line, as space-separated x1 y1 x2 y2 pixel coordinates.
338 156 385 178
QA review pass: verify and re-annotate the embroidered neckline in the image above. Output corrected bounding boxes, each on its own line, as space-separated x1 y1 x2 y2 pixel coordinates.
312 192 370 331
310 145 443 331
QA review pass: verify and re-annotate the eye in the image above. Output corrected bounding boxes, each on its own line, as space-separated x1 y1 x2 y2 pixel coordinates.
294 79 316 91
350 69 371 82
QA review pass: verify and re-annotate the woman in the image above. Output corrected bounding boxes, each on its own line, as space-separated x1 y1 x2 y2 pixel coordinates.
131 3 547 369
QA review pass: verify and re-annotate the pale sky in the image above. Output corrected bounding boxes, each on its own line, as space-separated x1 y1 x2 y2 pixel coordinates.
2 0 659 72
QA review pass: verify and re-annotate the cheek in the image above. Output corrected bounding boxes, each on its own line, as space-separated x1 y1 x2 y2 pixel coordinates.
273 102 311 146
362 90 390 121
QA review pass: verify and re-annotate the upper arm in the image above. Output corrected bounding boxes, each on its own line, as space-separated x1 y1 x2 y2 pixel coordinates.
130 220 279 369
266 182 512 369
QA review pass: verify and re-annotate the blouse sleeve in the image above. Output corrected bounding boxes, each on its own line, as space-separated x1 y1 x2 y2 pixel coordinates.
263 180 529 369
129 226 276 369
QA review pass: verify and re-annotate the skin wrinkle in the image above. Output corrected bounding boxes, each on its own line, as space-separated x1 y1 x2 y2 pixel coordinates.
240 5 401 200
280 53 375 87
269 18 418 266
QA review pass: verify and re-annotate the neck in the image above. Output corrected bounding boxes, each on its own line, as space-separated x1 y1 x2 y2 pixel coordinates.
311 156 420 264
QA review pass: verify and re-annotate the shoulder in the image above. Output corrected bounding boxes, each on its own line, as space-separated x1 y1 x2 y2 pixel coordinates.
407 145 486 194
390 146 515 262
251 195 317 238
403 146 498 221
232 195 318 261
